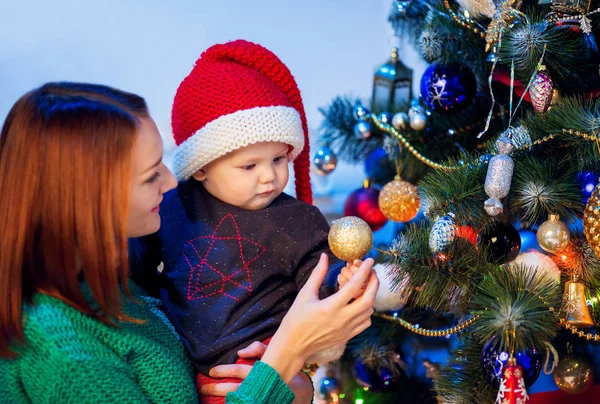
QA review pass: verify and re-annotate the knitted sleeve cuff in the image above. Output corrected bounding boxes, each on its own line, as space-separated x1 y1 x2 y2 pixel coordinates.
227 361 295 404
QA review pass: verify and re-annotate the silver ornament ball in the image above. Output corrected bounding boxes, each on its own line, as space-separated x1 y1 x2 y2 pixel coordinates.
409 113 427 131
391 112 409 130
312 146 338 176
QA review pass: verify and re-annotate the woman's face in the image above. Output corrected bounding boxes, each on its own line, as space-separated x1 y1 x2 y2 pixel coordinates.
126 117 177 238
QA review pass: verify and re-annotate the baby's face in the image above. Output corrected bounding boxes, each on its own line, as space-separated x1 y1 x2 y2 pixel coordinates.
193 141 290 210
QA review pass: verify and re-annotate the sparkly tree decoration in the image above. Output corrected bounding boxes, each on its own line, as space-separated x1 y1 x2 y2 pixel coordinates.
529 66 554 114
485 0 525 52
495 358 529 404
484 134 515 216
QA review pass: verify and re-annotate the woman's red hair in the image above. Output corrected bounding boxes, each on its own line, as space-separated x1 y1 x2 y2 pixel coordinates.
0 82 149 357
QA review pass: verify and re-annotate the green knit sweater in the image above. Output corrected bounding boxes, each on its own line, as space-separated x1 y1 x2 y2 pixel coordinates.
0 284 295 404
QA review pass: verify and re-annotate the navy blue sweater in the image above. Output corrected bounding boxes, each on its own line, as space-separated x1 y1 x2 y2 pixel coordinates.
152 180 342 375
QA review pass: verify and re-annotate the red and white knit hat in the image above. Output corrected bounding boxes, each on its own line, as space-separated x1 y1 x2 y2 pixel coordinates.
172 39 312 204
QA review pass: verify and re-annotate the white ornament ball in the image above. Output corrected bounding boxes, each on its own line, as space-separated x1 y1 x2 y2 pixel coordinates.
392 112 409 130
306 342 346 365
373 263 411 312
409 113 428 131
509 251 561 284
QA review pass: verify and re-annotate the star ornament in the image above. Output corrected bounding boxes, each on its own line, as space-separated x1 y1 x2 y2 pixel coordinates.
183 214 266 302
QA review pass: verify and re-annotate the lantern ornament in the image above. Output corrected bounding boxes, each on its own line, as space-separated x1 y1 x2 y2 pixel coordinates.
372 47 413 109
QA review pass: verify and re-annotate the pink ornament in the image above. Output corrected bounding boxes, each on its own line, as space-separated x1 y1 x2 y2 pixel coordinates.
529 69 553 113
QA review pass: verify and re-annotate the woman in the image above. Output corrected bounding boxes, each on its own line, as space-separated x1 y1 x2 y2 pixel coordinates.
0 82 378 403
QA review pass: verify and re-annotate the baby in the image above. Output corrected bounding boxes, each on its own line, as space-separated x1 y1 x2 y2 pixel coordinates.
156 40 372 401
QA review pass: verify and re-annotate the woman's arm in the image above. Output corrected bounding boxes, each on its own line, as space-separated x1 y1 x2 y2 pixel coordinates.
201 342 313 403
261 254 378 383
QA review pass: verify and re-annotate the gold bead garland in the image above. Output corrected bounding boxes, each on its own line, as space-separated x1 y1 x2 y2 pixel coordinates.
376 313 480 337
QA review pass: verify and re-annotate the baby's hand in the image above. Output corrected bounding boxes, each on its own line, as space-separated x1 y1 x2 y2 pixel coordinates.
338 259 372 299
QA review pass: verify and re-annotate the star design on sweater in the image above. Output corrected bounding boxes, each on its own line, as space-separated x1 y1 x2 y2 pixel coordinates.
184 214 266 301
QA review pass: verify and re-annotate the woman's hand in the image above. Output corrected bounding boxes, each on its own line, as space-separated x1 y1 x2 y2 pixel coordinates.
200 341 314 403
261 254 378 383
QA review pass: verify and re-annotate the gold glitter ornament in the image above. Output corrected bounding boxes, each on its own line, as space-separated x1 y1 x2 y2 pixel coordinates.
328 216 373 262
378 177 420 222
553 354 595 394
584 182 600 258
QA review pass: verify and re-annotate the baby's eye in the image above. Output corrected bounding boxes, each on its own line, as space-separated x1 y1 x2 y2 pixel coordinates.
242 164 256 171
273 156 286 163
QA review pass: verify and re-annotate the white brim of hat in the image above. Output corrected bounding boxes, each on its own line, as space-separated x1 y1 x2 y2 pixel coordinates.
173 105 305 181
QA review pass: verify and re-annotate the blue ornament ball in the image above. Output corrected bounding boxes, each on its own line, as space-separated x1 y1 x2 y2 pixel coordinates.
353 105 370 121
577 171 600 203
352 359 403 392
378 112 392 125
420 62 476 113
354 121 372 139
481 340 542 388
364 147 396 186
519 229 543 253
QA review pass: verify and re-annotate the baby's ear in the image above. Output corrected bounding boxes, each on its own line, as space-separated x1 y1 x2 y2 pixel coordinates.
192 168 208 182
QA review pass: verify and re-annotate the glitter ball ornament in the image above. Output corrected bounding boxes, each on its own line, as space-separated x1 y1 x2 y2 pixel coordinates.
329 216 373 262
344 185 388 231
529 66 554 113
478 222 521 263
409 113 428 131
420 62 476 113
554 354 595 394
391 112 409 130
354 121 372 139
481 340 542 388
537 214 570 253
429 213 457 253
584 182 600 258
378 178 420 222
312 146 337 176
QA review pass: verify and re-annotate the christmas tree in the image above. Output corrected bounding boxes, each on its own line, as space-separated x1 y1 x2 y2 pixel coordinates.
313 0 600 402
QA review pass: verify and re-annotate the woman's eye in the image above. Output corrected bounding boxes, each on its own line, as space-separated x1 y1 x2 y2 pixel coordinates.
147 172 161 184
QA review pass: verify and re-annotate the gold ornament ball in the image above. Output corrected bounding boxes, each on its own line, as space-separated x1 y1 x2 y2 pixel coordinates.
553 354 595 394
537 214 570 253
378 179 421 222
328 216 373 262
584 183 600 258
